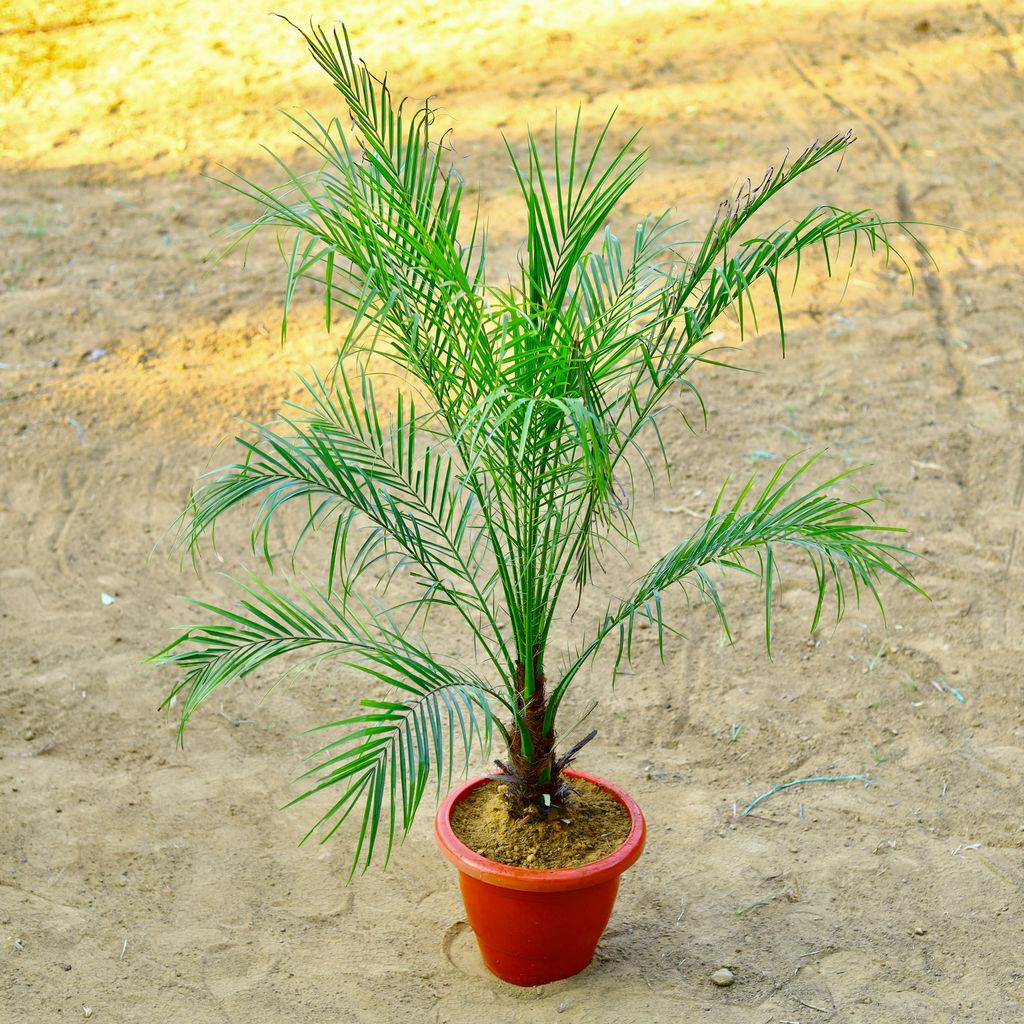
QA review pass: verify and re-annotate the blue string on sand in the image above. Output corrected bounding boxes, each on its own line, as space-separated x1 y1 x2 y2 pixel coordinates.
742 773 872 816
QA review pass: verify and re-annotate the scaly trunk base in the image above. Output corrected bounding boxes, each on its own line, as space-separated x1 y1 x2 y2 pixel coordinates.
493 661 597 820
500 693 563 819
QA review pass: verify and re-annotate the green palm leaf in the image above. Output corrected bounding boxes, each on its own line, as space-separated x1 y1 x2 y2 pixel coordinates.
150 572 501 876
545 455 922 730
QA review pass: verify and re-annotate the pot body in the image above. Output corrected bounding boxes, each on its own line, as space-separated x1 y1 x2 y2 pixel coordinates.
435 769 646 986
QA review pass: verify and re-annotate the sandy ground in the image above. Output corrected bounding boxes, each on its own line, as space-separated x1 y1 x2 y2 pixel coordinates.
2 1 1023 1021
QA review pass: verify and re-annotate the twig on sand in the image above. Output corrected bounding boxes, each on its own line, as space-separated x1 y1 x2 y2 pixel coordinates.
798 998 831 1013
659 504 703 518
66 417 87 446
215 706 254 727
741 774 872 816
16 739 56 757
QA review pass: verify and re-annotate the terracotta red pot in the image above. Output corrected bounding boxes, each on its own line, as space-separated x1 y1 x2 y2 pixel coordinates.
435 768 646 986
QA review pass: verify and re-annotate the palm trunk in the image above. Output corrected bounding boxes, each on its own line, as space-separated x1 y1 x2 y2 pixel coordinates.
502 652 558 818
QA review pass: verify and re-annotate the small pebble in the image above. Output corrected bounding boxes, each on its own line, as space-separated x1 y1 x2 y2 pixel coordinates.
23 728 35 742
711 967 735 987
83 1009 93 1020
914 927 927 936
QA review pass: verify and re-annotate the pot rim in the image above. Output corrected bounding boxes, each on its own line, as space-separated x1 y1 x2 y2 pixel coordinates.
434 768 646 892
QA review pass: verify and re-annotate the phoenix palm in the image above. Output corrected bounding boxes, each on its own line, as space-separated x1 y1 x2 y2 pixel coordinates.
153 21 923 875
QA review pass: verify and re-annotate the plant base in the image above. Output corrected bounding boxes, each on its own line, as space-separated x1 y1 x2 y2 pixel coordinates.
435 769 646 986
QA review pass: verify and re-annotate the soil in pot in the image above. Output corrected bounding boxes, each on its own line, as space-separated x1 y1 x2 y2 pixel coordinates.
450 779 631 869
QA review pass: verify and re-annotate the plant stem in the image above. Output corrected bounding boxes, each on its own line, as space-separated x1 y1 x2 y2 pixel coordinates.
501 650 560 816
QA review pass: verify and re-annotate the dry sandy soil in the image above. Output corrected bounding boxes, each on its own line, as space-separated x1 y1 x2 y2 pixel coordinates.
2 1 1023 1021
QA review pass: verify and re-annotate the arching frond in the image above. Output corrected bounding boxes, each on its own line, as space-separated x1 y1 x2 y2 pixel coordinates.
175 368 513 680
292 674 497 876
151 573 502 875
544 455 923 729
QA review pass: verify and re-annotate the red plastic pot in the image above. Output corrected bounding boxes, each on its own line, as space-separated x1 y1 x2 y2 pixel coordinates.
435 768 646 986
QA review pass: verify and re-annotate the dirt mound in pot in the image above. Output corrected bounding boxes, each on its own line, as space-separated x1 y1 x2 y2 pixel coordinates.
451 779 631 869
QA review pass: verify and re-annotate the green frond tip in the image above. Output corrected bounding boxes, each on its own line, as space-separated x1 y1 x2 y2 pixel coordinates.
618 453 924 660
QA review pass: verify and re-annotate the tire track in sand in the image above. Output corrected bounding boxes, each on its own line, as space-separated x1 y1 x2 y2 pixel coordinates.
779 36 1024 645
776 39 967 400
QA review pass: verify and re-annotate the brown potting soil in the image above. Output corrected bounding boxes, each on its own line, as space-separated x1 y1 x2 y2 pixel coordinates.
450 779 632 870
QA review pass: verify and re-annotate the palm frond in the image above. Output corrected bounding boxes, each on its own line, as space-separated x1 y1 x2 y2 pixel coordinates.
153 573 371 735
291 668 497 876
151 572 501 875
506 111 647 326
544 454 922 730
176 368 515 680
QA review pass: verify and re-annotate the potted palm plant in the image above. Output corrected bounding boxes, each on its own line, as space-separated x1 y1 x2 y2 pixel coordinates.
153 21 923 986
